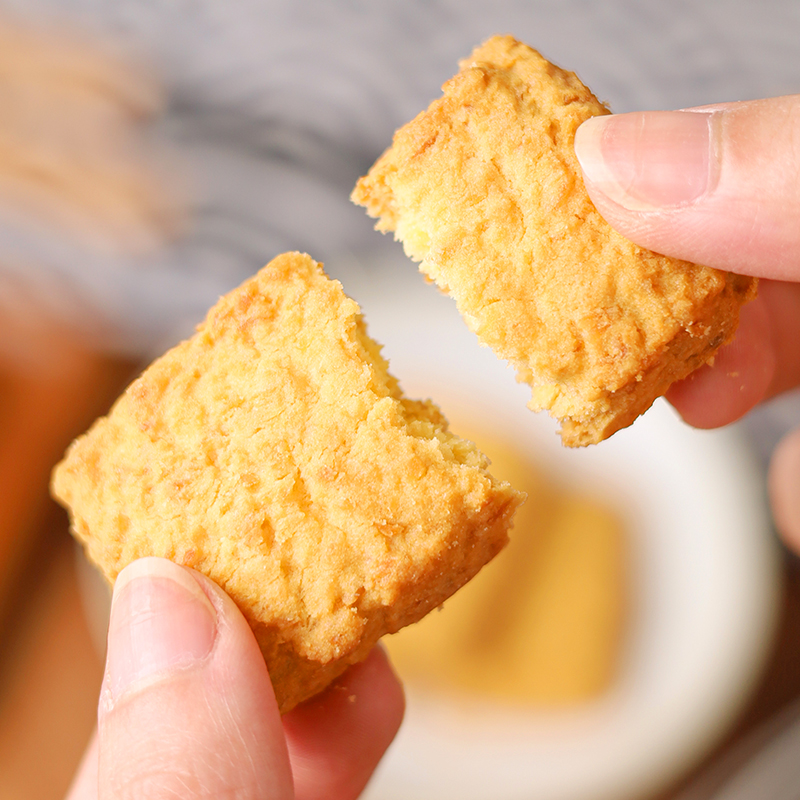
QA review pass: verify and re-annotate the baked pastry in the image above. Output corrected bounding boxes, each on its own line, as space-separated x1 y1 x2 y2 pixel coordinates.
51 251 522 712
352 35 756 446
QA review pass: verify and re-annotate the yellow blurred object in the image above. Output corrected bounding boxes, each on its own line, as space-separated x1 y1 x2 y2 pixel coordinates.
0 15 183 254
386 428 627 706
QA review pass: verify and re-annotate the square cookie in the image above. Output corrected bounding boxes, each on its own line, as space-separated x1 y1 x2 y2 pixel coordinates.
52 252 522 712
353 35 756 445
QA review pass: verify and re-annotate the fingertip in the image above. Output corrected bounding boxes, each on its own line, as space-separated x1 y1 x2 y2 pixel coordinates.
104 558 218 707
666 293 774 428
284 646 404 800
576 110 713 212
576 98 800 279
291 645 405 744
769 427 800 552
98 557 291 799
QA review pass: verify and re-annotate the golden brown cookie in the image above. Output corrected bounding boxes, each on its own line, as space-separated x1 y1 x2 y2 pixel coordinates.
51 251 522 712
352 35 756 446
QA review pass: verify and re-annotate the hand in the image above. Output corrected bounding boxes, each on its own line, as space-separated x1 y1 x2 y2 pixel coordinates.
66 557 404 800
574 96 800 548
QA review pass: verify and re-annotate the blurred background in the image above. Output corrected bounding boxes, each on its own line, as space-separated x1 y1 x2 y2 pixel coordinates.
0 1 800 798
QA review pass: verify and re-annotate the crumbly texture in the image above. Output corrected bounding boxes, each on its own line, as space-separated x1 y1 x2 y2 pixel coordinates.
352 35 757 446
51 252 522 713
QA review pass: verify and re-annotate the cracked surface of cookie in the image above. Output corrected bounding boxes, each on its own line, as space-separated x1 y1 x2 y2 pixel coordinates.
52 251 522 712
353 35 756 445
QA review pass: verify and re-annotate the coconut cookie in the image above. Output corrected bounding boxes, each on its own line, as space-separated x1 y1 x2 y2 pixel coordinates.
52 251 522 712
352 35 756 446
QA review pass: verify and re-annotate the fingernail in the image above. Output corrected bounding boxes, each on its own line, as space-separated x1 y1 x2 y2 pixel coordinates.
104 557 217 704
574 110 716 210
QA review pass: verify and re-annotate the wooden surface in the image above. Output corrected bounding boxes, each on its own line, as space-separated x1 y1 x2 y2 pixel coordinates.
0 327 797 800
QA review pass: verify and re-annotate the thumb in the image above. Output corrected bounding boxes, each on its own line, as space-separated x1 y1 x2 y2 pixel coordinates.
96 557 293 799
574 95 800 280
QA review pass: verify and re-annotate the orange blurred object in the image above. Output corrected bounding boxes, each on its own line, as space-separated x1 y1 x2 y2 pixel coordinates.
0 303 137 799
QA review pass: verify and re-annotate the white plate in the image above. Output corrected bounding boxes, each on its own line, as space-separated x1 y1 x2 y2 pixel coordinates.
338 256 781 800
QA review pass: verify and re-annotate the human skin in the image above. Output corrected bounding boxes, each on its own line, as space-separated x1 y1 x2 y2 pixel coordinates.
574 95 800 548
66 557 405 800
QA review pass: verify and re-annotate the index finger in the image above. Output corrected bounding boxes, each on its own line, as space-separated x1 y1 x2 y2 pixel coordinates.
282 647 405 800
666 279 800 429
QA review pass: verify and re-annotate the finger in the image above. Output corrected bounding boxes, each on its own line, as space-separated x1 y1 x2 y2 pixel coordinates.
666 279 800 428
283 646 405 800
758 279 800 397
574 95 800 280
96 557 293 800
769 427 800 551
